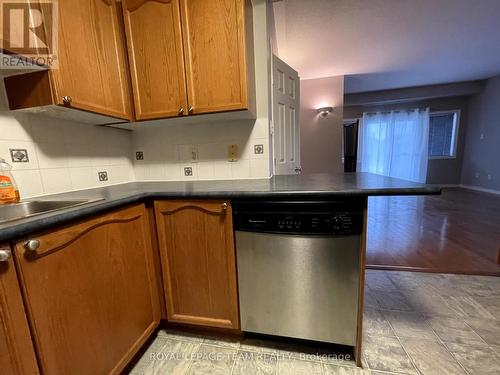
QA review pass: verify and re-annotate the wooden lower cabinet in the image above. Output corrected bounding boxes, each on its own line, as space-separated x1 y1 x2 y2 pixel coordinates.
13 204 161 375
154 200 240 330
0 243 39 375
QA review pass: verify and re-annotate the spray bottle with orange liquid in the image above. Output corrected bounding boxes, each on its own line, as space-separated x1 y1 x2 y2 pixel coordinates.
0 158 20 204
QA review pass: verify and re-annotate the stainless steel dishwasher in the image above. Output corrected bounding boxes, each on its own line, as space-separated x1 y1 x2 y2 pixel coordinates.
233 200 364 346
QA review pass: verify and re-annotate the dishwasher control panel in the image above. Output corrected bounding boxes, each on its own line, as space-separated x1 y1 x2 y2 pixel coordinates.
233 200 364 235
236 213 361 235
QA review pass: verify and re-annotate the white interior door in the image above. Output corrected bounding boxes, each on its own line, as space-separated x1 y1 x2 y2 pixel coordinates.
272 55 300 175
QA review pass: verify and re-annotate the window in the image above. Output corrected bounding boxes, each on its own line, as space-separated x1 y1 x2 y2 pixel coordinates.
428 110 460 159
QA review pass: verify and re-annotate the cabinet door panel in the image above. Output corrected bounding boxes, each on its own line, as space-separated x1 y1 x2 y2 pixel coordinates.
0 244 39 375
122 0 188 120
14 205 160 375
51 0 133 120
180 0 249 114
155 200 239 329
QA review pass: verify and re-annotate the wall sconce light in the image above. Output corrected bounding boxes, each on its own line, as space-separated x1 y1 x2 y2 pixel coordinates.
317 106 333 117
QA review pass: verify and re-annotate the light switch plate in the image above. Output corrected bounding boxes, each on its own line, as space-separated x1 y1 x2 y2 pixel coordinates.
178 145 198 163
228 145 238 162
135 151 144 160
191 148 199 163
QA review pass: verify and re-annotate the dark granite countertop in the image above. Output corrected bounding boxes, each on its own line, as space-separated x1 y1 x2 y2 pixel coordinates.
0 173 440 242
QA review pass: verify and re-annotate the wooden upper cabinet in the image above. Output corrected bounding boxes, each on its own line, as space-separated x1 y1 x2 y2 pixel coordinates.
51 0 133 119
14 205 161 375
4 0 134 123
122 0 188 120
180 0 253 115
4 0 255 122
154 200 240 330
0 244 39 375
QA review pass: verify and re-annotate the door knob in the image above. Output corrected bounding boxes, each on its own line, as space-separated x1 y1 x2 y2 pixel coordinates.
178 107 184 115
62 96 72 105
0 249 12 262
24 239 40 252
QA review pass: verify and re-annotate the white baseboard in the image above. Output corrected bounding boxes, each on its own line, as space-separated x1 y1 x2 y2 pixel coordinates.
459 184 500 195
434 184 460 188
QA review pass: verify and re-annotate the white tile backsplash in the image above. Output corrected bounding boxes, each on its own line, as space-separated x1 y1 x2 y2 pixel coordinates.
69 167 95 190
0 111 134 198
132 118 271 181
0 112 270 198
40 168 73 194
0 140 39 170
11 169 44 197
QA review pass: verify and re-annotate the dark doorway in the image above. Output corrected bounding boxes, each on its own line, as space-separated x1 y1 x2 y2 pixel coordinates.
343 120 359 172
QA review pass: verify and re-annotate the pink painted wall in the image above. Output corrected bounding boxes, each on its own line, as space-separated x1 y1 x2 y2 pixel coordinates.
299 76 344 174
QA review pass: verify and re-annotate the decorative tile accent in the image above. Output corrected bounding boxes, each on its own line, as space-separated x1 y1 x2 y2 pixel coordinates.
135 151 144 161
254 144 264 154
98 171 108 181
10 148 29 162
184 167 193 176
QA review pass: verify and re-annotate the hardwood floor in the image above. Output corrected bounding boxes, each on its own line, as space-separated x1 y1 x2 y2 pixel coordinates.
366 188 500 275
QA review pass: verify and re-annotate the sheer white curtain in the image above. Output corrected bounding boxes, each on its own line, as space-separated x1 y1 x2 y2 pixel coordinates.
358 109 430 183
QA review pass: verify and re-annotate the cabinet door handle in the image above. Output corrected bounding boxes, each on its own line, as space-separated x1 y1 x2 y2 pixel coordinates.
178 107 184 115
188 106 194 115
0 249 12 262
221 202 228 211
24 239 40 252
62 96 72 105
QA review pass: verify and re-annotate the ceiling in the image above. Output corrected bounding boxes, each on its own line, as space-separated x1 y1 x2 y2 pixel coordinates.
272 0 500 93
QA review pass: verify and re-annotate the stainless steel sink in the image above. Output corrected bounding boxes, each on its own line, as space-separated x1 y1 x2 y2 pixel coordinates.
0 199 102 224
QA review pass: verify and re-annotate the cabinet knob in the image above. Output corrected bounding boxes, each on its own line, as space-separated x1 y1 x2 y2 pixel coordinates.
221 202 228 211
188 106 194 115
24 239 40 252
178 107 184 115
0 249 12 262
62 96 72 105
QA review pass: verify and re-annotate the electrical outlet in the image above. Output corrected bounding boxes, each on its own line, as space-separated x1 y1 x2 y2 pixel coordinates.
98 171 108 182
184 167 193 176
254 144 264 154
191 148 199 163
135 151 144 160
228 144 238 162
10 149 29 162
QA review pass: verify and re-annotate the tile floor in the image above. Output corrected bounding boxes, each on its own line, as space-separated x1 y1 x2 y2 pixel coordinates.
130 270 500 374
